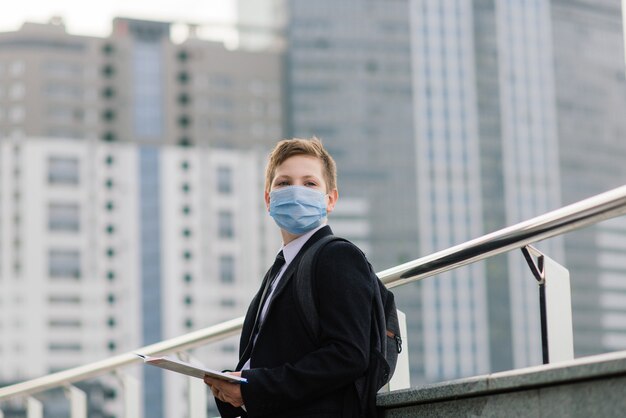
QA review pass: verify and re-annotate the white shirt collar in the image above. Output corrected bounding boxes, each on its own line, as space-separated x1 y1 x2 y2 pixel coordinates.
280 223 327 267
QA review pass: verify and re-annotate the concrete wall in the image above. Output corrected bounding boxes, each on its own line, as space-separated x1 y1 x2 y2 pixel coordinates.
378 350 626 417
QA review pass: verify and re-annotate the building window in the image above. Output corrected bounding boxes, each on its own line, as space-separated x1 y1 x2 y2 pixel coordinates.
49 250 81 279
184 295 193 305
178 72 190 84
221 344 236 353
182 205 191 216
9 83 25 100
178 93 191 106
178 137 193 147
106 248 115 258
106 224 115 234
49 203 80 232
45 84 82 100
217 166 232 194
218 210 234 239
108 341 116 352
105 155 114 166
102 131 116 142
107 317 116 328
185 318 193 329
177 50 189 62
181 161 190 171
48 156 79 185
183 273 192 283
220 298 235 308
105 201 114 211
183 250 192 260
219 255 235 284
107 271 116 281
102 86 115 99
102 109 116 122
48 319 81 328
49 343 81 351
107 294 115 304
48 295 81 304
178 115 191 128
178 93 190 105
10 61 24 77
102 65 115 77
181 183 191 193
182 228 192 238
102 43 115 55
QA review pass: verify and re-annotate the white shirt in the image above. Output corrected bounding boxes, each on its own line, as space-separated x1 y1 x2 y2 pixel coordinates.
242 223 326 371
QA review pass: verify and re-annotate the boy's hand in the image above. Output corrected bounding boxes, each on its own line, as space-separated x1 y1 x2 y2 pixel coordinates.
204 372 244 408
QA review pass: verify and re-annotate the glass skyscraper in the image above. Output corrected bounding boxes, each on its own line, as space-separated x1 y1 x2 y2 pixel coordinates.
283 0 626 383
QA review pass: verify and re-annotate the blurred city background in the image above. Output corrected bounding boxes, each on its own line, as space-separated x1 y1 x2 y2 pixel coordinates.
1 0 626 416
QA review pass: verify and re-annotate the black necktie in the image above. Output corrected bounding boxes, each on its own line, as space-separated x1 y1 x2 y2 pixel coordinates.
252 251 285 338
259 250 285 309
268 251 286 287
244 251 286 356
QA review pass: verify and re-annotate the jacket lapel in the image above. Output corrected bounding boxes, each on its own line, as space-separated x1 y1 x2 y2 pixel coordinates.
238 269 272 362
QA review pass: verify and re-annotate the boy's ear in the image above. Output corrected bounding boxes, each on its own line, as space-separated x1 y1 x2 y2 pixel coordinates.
264 190 271 211
326 189 339 214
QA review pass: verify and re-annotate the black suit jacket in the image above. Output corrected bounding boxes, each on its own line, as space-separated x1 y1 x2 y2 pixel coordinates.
216 226 374 418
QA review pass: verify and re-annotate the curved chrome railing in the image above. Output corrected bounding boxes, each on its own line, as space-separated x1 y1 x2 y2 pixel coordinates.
0 317 244 400
1 184 626 404
378 184 626 287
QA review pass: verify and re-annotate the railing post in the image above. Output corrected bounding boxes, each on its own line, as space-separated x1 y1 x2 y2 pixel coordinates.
65 385 87 418
178 352 208 418
188 373 208 418
385 309 410 391
26 397 43 418
116 372 141 418
522 245 574 364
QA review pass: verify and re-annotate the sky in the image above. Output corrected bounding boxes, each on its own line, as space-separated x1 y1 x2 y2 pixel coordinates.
0 0 237 37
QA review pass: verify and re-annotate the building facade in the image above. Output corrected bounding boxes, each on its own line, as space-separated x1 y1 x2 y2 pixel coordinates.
0 138 283 417
550 0 626 357
282 0 626 385
0 17 286 418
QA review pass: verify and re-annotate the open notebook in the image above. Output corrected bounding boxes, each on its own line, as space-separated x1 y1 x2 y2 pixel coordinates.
135 353 247 384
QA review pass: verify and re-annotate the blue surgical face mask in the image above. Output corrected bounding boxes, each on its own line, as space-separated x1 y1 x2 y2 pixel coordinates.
269 185 328 234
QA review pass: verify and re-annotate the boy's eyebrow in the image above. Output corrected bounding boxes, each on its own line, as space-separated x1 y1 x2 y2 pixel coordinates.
273 174 321 180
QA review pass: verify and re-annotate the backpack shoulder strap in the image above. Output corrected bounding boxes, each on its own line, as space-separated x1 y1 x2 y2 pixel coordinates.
294 235 349 344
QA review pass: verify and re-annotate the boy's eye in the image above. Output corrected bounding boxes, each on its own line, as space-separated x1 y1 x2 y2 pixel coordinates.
276 180 290 186
305 181 317 187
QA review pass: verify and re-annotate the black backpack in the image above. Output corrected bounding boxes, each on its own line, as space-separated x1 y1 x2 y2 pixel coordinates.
295 235 402 417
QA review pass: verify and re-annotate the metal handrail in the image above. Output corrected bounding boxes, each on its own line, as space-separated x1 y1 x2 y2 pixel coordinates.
1 184 626 401
378 184 626 287
0 317 244 400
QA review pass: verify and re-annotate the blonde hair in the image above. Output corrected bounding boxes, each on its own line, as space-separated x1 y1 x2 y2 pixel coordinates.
265 137 337 193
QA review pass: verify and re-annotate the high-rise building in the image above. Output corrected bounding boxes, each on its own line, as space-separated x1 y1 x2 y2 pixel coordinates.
0 16 286 418
282 0 626 385
467 0 565 373
411 0 492 380
550 0 626 357
0 138 283 417
0 138 142 381
0 21 105 141
0 17 285 149
283 0 425 379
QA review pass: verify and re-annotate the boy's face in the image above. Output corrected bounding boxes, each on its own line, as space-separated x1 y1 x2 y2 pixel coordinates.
265 154 338 215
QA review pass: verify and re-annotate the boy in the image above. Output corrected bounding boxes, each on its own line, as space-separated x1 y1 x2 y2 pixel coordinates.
205 138 374 417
